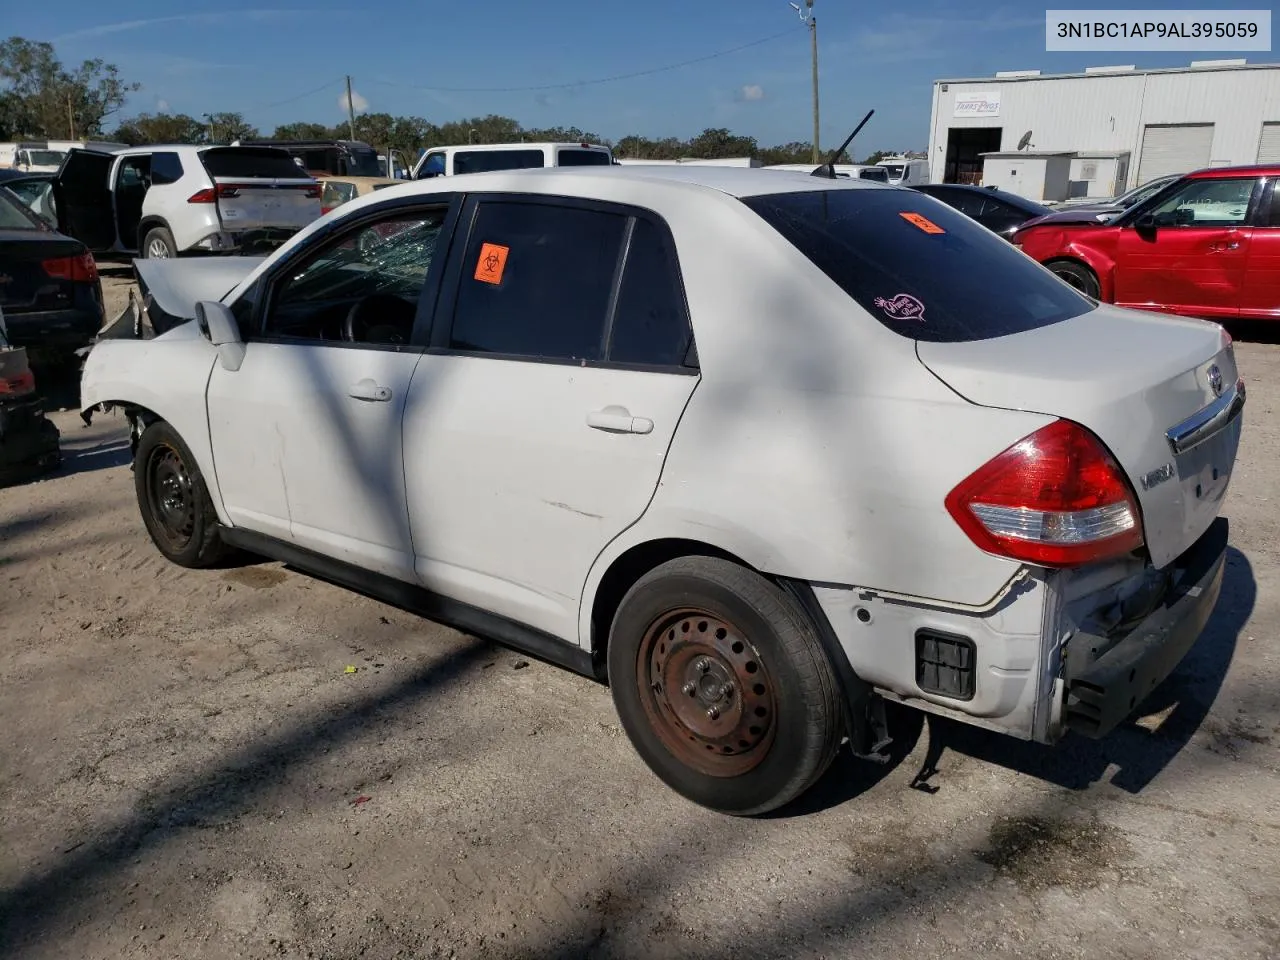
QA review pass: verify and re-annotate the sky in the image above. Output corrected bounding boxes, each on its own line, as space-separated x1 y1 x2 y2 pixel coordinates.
7 1 1276 152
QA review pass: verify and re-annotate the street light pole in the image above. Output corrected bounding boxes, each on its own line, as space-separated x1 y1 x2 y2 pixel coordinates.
791 1 820 164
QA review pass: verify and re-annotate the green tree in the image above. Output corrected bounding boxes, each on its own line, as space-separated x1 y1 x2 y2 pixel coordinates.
687 127 757 159
112 112 206 146
0 36 138 138
271 121 332 140
205 111 258 143
861 150 890 165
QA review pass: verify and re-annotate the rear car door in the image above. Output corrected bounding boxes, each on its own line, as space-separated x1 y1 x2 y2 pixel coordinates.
198 147 321 235
1239 178 1280 321
1113 175 1258 319
52 148 117 252
402 195 699 642
206 196 458 578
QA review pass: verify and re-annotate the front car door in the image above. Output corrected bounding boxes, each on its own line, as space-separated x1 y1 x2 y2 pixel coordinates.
1240 177 1280 321
52 148 117 251
206 195 459 580
402 194 700 642
1112 175 1259 319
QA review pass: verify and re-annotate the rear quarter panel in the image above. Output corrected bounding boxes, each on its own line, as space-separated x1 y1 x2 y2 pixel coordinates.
80 329 226 523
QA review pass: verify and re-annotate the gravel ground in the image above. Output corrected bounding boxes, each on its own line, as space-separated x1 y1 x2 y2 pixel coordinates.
1 272 1277 959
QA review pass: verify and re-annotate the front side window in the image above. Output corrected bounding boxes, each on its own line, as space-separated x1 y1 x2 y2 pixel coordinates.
1146 177 1255 227
421 153 446 177
744 188 1093 343
263 208 448 345
449 200 625 360
452 149 545 176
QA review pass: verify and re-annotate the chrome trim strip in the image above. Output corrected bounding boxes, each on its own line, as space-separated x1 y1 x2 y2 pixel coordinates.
1166 379 1246 455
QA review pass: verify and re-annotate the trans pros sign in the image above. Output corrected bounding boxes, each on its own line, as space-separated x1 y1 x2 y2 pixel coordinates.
953 91 1001 118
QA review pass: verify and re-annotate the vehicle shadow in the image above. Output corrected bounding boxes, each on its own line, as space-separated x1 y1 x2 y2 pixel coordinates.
907 546 1255 795
56 437 132 477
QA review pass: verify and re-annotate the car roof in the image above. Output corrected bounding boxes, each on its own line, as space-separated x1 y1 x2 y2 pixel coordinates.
431 142 610 152
401 164 892 198
1186 164 1280 179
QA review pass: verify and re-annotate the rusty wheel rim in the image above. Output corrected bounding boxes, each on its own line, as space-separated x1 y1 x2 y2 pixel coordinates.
636 608 778 777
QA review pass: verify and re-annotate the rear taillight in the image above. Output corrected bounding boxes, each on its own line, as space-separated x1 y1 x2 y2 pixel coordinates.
945 419 1144 568
189 183 248 203
302 183 321 199
0 369 35 396
188 187 216 203
42 251 98 282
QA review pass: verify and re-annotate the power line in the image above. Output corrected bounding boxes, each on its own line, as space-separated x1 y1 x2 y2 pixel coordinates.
260 76 346 109
368 28 800 94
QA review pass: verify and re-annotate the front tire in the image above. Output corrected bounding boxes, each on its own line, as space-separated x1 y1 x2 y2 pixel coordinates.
1048 259 1100 299
608 556 844 816
141 226 177 259
134 421 228 568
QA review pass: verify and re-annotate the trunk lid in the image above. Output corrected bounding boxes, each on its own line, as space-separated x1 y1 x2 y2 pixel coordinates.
917 304 1242 569
199 146 321 231
0 231 88 312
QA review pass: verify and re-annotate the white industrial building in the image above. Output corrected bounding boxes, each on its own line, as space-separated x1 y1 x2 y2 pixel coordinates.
927 59 1280 200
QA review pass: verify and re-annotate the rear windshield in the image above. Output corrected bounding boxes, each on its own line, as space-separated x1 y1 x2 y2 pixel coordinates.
557 148 611 167
743 189 1093 343
880 164 906 179
858 168 889 182
345 147 382 178
0 188 41 230
453 149 545 175
201 147 310 179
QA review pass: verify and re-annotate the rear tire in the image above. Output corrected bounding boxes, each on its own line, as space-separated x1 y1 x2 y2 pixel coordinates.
607 556 844 816
1048 259 1100 299
134 421 228 568
141 226 176 259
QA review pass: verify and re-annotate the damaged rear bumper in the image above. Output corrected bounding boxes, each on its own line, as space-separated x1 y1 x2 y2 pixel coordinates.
1062 517 1228 739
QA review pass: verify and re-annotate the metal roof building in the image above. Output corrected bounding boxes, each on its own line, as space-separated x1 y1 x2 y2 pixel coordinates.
927 59 1280 195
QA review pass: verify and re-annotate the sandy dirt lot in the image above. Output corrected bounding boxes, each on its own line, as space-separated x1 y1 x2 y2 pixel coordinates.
2 273 1278 959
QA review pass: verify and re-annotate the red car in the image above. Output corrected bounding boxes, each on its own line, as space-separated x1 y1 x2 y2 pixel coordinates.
1011 165 1279 322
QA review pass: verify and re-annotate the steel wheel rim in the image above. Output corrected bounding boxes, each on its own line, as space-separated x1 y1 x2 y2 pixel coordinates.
147 238 170 258
145 443 196 550
636 608 778 777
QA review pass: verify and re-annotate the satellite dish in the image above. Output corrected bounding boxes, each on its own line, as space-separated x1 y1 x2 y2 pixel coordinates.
1017 130 1033 151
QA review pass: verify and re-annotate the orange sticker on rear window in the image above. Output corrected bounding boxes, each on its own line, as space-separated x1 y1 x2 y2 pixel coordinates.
474 242 509 284
899 212 945 234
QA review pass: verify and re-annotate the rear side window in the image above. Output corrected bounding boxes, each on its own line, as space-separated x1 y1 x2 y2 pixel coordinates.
202 147 308 179
150 152 184 185
0 188 41 229
609 217 694 367
557 149 611 167
453 149 545 175
449 200 625 360
743 189 1093 343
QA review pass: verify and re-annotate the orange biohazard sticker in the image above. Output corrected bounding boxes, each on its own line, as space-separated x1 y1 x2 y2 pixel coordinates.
474 242 509 284
899 212 945 235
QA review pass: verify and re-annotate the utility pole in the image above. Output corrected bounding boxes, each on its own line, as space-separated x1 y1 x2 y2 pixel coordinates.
809 1 820 163
66 91 75 140
345 75 357 141
790 1 820 163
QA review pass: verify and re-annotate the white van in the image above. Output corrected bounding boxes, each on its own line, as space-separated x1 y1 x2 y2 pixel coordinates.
876 157 930 186
765 163 891 183
412 142 613 179
0 140 128 173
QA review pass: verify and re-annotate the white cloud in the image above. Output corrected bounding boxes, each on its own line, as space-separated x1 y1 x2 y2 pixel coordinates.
738 84 766 102
339 88 369 115
54 10 290 42
156 99 170 112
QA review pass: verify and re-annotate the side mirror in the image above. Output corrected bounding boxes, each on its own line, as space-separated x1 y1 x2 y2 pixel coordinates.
1134 213 1156 232
195 300 246 372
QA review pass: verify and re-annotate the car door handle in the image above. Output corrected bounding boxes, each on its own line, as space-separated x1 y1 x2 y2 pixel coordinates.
1208 241 1240 253
586 406 654 435
348 379 393 402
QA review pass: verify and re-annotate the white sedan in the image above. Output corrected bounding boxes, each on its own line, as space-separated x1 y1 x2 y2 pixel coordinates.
81 166 1244 815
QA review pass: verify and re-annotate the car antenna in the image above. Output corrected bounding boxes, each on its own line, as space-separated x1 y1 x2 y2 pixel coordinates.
811 109 875 179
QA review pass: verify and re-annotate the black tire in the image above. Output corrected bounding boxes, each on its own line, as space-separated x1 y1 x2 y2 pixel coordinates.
607 556 844 816
133 421 228 568
141 225 177 259
1048 259 1100 299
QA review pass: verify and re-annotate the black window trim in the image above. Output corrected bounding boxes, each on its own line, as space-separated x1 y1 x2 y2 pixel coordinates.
1251 175 1278 228
241 191 465 354
426 191 698 375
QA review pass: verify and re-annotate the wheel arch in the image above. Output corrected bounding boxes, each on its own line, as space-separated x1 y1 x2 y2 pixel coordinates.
1043 251 1113 301
137 216 174 254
